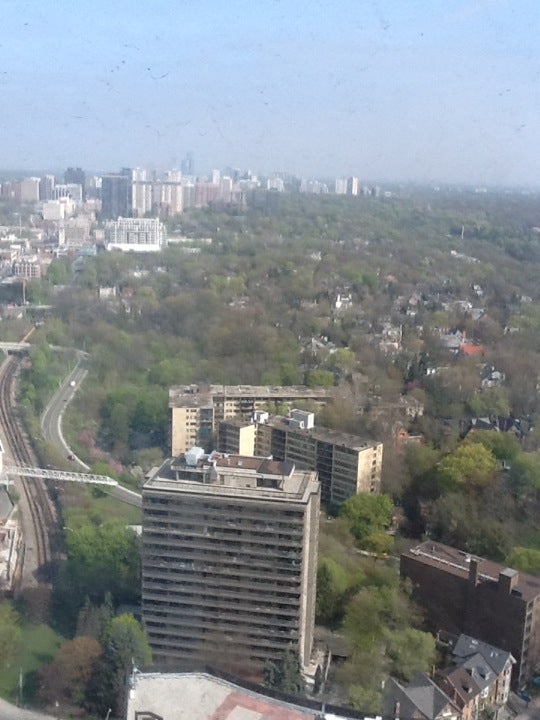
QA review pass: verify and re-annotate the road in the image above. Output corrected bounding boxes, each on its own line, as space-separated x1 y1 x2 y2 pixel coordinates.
40 357 142 509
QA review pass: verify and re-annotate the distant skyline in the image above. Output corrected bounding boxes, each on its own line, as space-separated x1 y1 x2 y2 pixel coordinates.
2 1 540 185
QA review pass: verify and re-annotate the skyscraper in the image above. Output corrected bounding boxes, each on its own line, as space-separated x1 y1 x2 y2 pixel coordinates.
101 171 133 219
64 167 86 199
181 152 194 176
142 451 320 675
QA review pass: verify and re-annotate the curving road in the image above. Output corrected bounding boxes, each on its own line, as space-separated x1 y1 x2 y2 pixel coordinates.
40 357 142 509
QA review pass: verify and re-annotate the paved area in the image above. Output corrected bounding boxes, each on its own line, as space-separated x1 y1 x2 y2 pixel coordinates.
513 693 540 720
0 697 56 720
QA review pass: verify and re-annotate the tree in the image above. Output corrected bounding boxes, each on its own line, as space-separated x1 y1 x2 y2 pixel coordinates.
506 547 540 576
469 431 521 462
340 494 394 546
316 557 350 625
437 443 497 492
385 627 436 682
0 602 21 671
348 684 383 714
52 522 140 635
87 614 151 716
76 593 114 641
305 369 334 387
429 492 514 561
46 259 69 286
508 454 540 496
39 636 102 708
65 522 141 606
263 647 304 695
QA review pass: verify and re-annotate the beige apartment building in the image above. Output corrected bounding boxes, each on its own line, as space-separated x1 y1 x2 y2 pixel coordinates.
169 384 333 455
142 450 320 675
218 409 383 505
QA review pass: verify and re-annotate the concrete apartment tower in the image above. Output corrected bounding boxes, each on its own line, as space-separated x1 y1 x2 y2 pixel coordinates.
142 451 320 677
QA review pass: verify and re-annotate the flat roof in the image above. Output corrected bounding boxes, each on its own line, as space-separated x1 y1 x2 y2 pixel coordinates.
402 541 540 601
169 384 333 406
144 457 319 504
265 415 381 451
220 415 381 452
126 671 358 720
171 452 295 478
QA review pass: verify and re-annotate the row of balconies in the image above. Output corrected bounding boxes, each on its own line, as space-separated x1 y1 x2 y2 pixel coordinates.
144 566 303 593
146 515 305 532
144 610 299 637
144 597 300 623
143 564 303 587
143 579 302 606
143 536 303 562
144 559 304 581
143 601 299 629
143 541 302 573
144 507 305 532
145 562 304 584
143 560 302 581
147 630 295 662
142 593 300 619
145 614 298 651
144 524 304 545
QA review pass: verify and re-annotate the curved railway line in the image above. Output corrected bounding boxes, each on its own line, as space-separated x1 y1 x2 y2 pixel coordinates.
0 355 57 587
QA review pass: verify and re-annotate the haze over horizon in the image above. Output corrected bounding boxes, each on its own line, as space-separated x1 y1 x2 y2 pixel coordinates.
2 0 539 186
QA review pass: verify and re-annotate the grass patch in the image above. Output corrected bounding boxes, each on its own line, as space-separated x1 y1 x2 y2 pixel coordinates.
0 623 63 702
61 484 141 529
520 529 540 551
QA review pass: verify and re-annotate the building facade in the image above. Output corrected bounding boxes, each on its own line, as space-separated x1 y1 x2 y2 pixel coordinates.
169 384 333 456
218 410 383 505
101 172 133 219
435 634 514 720
142 452 320 675
104 217 166 252
400 541 540 689
382 672 460 720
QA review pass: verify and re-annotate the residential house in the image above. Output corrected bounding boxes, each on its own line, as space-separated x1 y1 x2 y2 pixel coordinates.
451 635 514 706
382 673 460 720
435 665 480 720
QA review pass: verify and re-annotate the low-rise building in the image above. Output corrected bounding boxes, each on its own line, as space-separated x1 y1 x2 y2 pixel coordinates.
433 634 514 720
382 672 460 720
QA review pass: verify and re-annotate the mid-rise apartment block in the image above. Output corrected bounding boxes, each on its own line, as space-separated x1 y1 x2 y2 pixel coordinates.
218 409 383 505
104 217 166 252
169 384 333 455
12 257 42 279
142 450 320 675
400 541 540 689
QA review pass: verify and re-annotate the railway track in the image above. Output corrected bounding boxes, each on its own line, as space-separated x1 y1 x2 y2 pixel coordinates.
0 355 56 586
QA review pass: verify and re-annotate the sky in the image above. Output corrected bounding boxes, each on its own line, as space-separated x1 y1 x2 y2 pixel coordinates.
1 0 540 185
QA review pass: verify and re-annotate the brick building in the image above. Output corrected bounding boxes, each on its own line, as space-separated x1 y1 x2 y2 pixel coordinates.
400 541 540 689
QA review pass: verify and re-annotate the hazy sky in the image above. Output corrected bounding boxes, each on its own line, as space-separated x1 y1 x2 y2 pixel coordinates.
2 0 540 184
